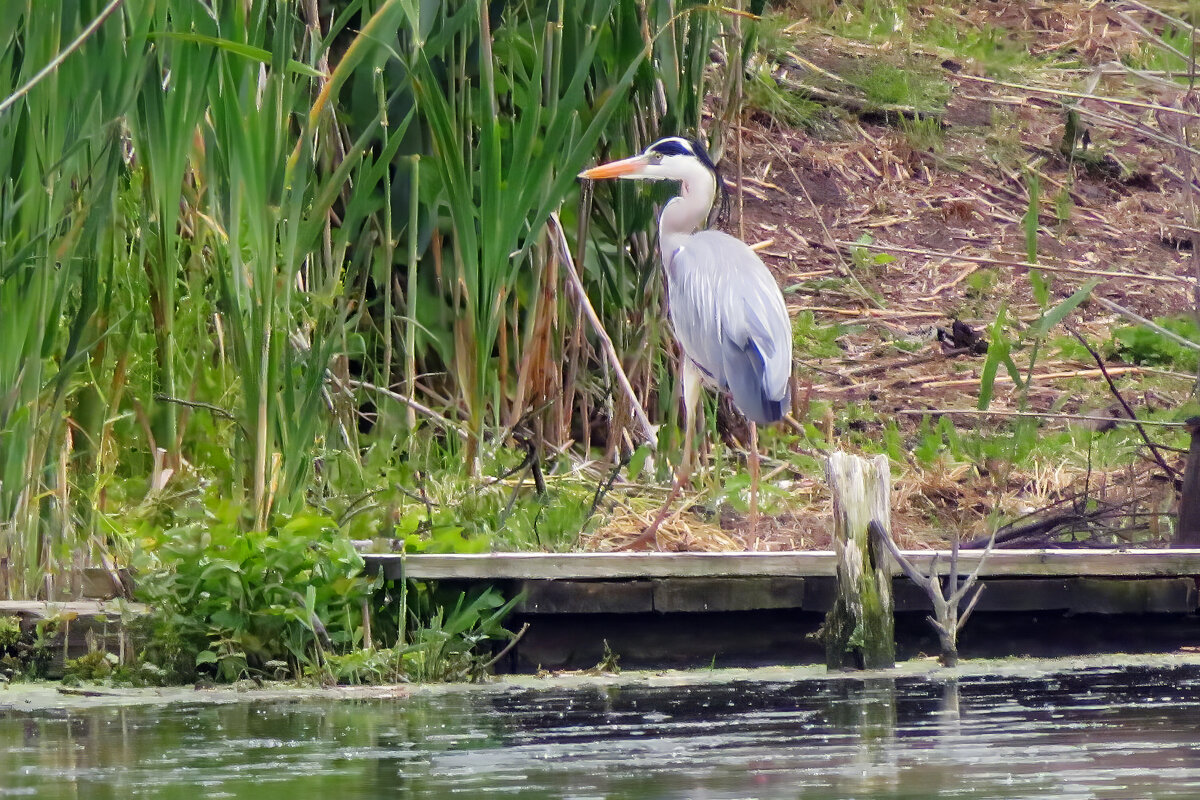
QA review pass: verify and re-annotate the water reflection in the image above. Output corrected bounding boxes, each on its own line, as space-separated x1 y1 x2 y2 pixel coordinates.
3 664 1200 798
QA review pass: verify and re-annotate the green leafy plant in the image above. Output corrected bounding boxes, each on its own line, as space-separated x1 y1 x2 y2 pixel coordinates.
1111 317 1200 373
133 499 374 682
63 650 119 683
401 585 521 683
0 616 18 650
793 311 846 358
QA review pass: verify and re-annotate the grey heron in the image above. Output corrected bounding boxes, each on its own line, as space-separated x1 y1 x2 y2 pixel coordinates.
580 136 793 545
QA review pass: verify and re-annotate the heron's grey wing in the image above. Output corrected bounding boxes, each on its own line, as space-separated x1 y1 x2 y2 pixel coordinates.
664 231 793 424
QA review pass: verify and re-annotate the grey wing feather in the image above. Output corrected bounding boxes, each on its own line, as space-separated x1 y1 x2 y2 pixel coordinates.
665 230 793 424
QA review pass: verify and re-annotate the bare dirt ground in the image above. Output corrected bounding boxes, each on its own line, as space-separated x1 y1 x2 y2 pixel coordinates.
591 2 1198 552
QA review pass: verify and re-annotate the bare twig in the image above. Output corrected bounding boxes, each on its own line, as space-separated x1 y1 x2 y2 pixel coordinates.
772 156 882 308
1065 325 1179 479
153 393 248 439
952 72 1200 121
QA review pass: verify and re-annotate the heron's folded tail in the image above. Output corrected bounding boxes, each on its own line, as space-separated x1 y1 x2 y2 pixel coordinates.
724 339 790 425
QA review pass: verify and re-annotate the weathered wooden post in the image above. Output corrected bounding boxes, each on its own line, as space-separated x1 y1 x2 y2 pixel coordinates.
1175 417 1200 546
824 452 894 670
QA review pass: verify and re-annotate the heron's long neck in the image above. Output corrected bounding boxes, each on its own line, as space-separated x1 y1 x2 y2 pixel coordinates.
658 168 716 261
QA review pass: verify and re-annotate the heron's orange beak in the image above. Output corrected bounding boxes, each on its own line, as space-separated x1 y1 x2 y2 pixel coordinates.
578 154 649 180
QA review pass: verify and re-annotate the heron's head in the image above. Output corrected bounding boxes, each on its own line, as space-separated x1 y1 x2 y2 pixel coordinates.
579 137 719 186
580 137 728 224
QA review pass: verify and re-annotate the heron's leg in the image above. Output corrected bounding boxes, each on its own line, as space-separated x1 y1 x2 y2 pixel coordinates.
679 359 702 484
748 421 760 534
622 360 703 550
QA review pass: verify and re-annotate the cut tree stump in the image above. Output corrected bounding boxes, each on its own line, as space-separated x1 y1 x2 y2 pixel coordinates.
824 451 895 670
1176 417 1200 546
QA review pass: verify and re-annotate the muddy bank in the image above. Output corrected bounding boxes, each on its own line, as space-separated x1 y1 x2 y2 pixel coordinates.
5 651 1200 711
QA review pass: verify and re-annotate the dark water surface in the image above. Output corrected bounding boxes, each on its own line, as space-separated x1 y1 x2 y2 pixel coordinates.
4 663 1200 799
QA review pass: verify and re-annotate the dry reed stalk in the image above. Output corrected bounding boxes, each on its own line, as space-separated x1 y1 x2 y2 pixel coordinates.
793 305 943 319
915 366 1148 390
548 212 656 445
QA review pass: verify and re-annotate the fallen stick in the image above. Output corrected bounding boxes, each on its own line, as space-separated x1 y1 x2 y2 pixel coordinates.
1092 295 1200 352
845 347 973 378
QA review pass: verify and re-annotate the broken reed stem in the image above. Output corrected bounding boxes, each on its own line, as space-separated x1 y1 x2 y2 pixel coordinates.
1124 0 1194 36
1111 9 1191 65
834 240 1196 287
1071 102 1200 163
548 211 656 446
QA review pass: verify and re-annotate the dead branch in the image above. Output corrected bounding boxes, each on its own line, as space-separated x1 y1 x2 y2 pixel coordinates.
869 519 995 667
341 378 467 439
963 502 1142 549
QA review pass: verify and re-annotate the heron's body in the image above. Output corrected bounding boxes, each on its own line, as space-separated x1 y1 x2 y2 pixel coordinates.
580 136 793 543
663 223 792 426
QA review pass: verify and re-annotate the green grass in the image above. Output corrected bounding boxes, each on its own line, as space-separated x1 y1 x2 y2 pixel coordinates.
856 62 948 110
744 63 826 129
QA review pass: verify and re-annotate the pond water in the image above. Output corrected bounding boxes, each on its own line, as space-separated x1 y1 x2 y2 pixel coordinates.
4 663 1200 799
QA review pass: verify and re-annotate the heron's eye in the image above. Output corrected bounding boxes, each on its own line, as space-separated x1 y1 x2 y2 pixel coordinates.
649 152 664 163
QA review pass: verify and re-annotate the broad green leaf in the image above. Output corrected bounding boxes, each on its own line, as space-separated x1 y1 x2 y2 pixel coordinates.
1028 279 1099 339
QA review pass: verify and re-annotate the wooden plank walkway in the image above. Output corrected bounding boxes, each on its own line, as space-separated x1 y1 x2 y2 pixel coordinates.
0 600 148 617
363 549 1200 671
364 548 1200 581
